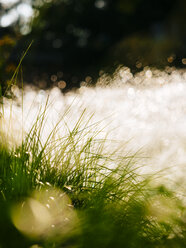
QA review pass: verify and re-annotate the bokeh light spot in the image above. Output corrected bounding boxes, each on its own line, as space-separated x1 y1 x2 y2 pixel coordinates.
0 9 18 27
136 61 142 69
167 56 174 63
145 70 152 78
58 80 67 89
182 58 186 65
95 0 106 9
85 76 92 83
51 75 57 82
11 188 78 239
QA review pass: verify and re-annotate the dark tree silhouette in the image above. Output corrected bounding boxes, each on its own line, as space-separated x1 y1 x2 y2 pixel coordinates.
0 0 186 89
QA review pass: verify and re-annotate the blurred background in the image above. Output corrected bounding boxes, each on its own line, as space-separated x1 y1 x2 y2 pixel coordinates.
0 0 186 91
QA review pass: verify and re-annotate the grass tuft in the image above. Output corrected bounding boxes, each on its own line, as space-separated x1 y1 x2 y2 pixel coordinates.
0 94 186 248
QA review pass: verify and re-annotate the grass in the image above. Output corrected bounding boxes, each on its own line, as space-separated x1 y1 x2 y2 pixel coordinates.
1 65 186 247
0 97 186 248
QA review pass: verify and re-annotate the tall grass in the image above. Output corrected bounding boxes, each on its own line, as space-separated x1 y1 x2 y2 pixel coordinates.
1 53 186 246
0 93 186 248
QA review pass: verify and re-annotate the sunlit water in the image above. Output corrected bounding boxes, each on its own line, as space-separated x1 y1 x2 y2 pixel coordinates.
2 67 186 191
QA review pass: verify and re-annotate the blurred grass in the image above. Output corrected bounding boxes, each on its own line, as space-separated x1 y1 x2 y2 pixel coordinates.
0 96 186 248
0 35 17 97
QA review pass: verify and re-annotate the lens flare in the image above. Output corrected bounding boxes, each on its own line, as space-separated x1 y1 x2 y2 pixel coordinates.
11 188 78 239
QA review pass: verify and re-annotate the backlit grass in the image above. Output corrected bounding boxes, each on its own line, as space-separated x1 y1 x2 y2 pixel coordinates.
1 94 186 248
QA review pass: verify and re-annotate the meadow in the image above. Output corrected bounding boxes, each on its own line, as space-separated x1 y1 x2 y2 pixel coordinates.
1 66 186 247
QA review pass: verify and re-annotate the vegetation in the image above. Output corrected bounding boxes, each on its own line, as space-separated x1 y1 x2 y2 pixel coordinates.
0 34 17 96
1 0 186 88
1 93 186 248
0 1 186 246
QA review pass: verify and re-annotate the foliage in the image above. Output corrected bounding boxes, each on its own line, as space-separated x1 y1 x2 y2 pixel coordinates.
107 34 181 70
0 34 17 96
2 0 185 88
